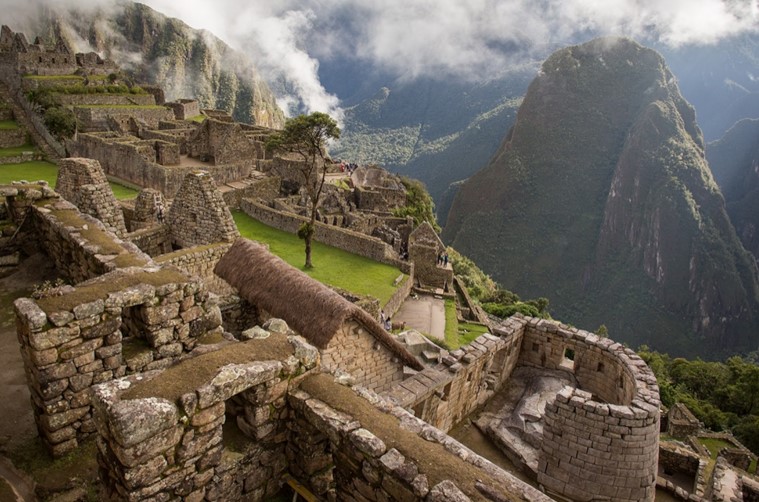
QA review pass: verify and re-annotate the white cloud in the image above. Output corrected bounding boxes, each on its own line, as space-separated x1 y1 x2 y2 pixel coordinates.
1 0 757 115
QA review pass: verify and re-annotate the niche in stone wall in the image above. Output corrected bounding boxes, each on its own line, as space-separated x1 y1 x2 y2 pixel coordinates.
560 347 575 372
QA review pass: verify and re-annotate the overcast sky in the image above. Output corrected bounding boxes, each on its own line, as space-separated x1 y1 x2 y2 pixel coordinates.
2 0 758 116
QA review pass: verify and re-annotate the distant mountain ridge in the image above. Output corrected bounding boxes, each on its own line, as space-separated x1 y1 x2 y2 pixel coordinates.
32 1 284 128
444 37 759 358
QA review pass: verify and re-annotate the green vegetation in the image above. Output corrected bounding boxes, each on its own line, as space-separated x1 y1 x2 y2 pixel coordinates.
638 347 759 455
448 247 496 299
0 120 19 130
75 104 167 110
440 299 492 349
0 144 38 157
43 106 76 139
23 74 84 81
458 321 490 345
0 160 55 184
8 436 99 499
39 84 147 95
189 114 206 123
109 182 139 200
393 176 440 232
233 211 402 305
0 162 137 200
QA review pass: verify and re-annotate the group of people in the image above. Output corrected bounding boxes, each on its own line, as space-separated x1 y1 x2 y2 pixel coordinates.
437 252 449 267
339 161 359 174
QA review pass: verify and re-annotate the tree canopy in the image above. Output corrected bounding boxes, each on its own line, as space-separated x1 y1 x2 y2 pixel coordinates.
266 112 340 268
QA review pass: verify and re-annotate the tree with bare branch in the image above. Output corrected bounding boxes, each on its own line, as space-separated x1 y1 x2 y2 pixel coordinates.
266 112 340 268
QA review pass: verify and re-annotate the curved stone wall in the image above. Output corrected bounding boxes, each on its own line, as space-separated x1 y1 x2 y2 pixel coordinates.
522 319 660 501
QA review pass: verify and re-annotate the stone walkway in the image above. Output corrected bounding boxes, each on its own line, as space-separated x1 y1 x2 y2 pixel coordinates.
392 294 446 341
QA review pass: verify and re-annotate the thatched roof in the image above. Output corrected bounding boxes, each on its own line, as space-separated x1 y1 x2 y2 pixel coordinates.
215 239 422 370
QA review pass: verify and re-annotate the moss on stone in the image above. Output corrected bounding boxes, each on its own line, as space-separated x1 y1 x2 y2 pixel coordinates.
35 268 189 313
123 333 294 403
121 336 151 361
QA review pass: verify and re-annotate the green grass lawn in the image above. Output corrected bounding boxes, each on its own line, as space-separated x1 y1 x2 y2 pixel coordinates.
442 299 491 349
699 437 736 459
75 104 168 110
0 120 19 130
23 74 84 81
233 210 404 305
0 144 38 157
189 115 206 123
0 160 56 184
0 161 138 200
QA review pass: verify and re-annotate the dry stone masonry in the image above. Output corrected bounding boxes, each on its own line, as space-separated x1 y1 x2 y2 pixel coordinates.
167 170 239 249
56 157 128 237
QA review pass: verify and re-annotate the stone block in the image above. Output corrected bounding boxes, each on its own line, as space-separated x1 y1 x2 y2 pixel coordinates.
29 326 80 351
196 361 282 408
109 398 179 448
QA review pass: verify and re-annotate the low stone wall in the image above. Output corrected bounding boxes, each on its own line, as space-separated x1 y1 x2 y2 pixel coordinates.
0 126 26 147
92 334 319 502
74 106 174 133
383 263 413 316
0 150 42 164
155 243 232 283
742 476 759 502
26 192 152 284
383 316 526 432
221 175 281 210
53 93 156 106
288 374 552 502
658 442 700 499
14 264 222 456
241 198 407 272
126 225 171 257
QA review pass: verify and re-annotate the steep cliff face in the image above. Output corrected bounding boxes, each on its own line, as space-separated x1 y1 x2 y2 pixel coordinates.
444 38 759 357
40 2 284 128
707 119 759 261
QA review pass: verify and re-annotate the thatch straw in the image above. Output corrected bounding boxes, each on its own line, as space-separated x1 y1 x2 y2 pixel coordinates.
215 238 422 370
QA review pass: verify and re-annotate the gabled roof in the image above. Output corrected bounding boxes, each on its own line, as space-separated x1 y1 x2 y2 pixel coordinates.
215 238 422 370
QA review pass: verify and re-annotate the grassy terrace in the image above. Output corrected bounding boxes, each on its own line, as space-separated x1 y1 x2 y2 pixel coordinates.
23 74 84 81
0 161 138 200
233 210 403 306
442 299 491 349
0 144 37 157
0 120 19 130
74 104 167 110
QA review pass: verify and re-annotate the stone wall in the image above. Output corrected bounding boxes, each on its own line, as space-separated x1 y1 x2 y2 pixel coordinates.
56 158 127 237
320 321 407 393
524 319 661 502
382 316 525 432
74 106 174 133
409 242 453 290
659 442 700 498
220 175 281 210
166 99 200 120
187 118 257 169
14 264 222 456
53 94 156 106
166 171 239 249
382 264 414 316
155 243 235 296
91 334 319 502
72 132 256 197
287 375 552 502
0 126 26 147
126 225 172 257
241 198 409 273
355 185 406 212
29 194 152 284
743 476 759 502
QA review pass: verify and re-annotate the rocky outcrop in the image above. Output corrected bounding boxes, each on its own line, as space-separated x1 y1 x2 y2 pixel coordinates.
445 37 759 358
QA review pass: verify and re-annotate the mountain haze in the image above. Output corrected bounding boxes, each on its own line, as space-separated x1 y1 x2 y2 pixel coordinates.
707 118 759 261
444 38 759 358
32 2 284 128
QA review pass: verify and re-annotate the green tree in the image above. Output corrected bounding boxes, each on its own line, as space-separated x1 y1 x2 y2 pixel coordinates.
43 107 76 140
393 176 441 232
266 112 340 268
